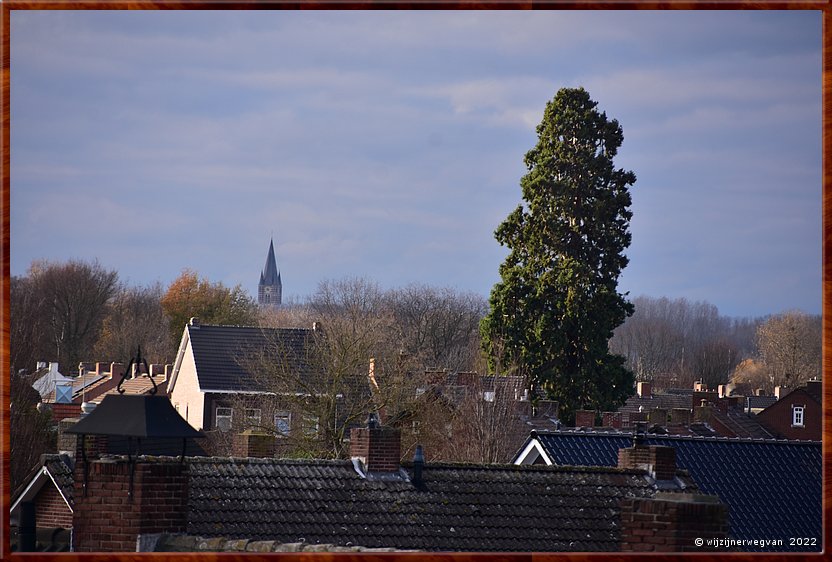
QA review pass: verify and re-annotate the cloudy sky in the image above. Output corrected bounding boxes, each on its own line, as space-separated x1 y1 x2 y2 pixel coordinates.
11 10 821 318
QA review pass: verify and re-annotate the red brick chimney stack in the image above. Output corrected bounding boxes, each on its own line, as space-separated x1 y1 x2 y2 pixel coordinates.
350 417 402 473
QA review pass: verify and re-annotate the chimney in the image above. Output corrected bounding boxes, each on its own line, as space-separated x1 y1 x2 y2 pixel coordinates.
110 363 125 381
693 380 707 392
618 442 677 481
669 408 691 426
717 385 726 399
574 409 596 428
72 457 189 551
189 316 200 326
602 411 622 429
694 400 713 424
619 492 729 551
755 388 765 396
637 381 652 399
774 386 788 400
648 408 667 426
350 419 402 473
232 429 276 459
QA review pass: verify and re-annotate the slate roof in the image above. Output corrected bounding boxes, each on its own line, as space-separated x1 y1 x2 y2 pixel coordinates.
186 324 316 392
187 457 662 552
708 408 773 439
521 430 821 552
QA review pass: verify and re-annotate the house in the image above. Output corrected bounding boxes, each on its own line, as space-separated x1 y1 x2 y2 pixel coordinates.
514 429 821 552
9 454 74 552
68 419 730 553
755 379 822 441
31 362 72 400
167 319 317 432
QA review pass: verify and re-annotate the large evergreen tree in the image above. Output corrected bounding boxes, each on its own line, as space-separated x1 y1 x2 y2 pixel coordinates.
481 87 636 424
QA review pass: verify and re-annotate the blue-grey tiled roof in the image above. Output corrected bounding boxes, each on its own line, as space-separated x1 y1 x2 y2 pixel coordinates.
523 431 821 551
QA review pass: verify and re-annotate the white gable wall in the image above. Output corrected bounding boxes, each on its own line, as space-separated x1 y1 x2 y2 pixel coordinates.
169 336 205 430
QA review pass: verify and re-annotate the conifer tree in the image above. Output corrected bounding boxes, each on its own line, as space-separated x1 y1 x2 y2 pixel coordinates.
481 87 636 424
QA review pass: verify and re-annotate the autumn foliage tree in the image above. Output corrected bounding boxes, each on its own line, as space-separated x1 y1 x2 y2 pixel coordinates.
161 269 258 347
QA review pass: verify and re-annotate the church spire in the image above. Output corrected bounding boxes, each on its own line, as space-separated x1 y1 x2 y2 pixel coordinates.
258 237 282 307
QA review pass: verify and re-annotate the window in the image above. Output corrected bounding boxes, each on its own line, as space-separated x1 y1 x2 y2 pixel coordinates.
245 408 262 427
792 405 805 427
215 407 233 431
483 391 495 402
303 414 319 436
274 411 292 437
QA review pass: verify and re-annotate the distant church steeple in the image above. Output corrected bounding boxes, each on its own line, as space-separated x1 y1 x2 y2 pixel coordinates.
258 238 282 307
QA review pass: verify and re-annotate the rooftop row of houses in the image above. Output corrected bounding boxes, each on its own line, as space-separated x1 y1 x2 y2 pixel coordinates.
17 321 824 553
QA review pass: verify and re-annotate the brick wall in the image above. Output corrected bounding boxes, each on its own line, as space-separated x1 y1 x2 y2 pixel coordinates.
618 444 677 481
620 492 729 552
51 403 82 422
35 484 73 529
350 426 401 473
73 458 188 552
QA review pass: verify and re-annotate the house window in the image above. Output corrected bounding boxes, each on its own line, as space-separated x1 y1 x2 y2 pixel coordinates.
483 391 495 402
792 405 805 427
303 414 319 436
216 407 233 431
274 411 292 437
246 408 262 427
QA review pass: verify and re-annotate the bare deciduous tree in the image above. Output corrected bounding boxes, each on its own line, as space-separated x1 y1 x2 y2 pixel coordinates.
21 259 119 372
756 310 821 388
94 283 174 364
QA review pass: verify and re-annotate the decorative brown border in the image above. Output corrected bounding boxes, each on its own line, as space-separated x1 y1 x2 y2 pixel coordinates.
1 3 828 560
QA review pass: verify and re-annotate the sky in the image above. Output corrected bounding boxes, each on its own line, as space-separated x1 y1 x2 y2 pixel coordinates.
9 10 822 319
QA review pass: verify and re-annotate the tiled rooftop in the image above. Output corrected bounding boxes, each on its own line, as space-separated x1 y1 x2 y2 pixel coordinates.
521 430 821 551
187 325 316 392
187 456 662 552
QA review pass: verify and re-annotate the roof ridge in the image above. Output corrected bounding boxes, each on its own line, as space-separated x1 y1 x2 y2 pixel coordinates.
537 430 821 445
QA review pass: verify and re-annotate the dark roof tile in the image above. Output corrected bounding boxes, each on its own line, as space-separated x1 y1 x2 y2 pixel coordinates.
186 457 656 552
187 325 316 392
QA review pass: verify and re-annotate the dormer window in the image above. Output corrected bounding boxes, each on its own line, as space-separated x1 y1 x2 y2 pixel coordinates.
792 405 805 427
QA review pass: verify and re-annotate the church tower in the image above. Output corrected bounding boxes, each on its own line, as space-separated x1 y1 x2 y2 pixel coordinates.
258 238 282 307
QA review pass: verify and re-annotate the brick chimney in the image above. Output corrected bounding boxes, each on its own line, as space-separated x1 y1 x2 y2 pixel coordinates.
72 457 189 552
619 492 729 551
648 408 667 426
350 421 401 473
232 430 276 459
618 442 677 481
669 408 691 426
575 409 595 428
637 381 652 399
602 411 622 429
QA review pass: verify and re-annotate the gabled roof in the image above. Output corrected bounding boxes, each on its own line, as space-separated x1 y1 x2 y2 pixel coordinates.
32 369 73 399
11 455 74 526
183 324 315 393
745 395 777 410
517 430 821 551
187 457 662 552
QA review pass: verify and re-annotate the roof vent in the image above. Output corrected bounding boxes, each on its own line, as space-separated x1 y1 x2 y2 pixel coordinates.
189 317 200 327
412 445 425 488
